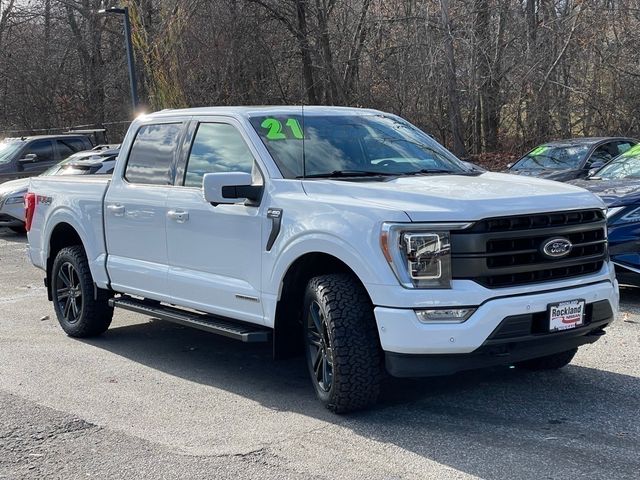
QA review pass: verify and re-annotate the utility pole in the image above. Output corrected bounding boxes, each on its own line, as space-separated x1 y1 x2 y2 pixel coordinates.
97 6 139 112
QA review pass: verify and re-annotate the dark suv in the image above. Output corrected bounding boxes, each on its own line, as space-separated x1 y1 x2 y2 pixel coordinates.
0 135 93 183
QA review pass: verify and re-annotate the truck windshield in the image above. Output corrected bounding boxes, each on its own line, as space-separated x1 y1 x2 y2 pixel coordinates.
249 114 468 179
0 141 22 165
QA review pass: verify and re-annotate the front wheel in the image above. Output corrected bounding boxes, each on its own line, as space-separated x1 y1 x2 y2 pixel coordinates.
303 274 382 413
51 246 113 337
517 348 577 371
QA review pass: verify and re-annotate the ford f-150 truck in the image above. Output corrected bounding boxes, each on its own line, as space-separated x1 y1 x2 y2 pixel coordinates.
26 106 619 412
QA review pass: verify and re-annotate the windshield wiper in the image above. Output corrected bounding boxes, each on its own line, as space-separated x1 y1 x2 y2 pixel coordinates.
297 170 398 179
400 168 456 175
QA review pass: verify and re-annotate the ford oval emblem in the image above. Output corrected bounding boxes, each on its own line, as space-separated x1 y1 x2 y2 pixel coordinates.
541 237 573 259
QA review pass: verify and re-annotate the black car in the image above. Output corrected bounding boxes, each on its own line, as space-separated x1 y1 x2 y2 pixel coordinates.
570 145 640 286
0 134 93 184
508 137 638 182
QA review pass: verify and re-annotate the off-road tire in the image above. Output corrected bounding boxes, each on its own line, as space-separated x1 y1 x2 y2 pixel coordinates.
303 273 383 413
51 245 113 337
517 348 577 371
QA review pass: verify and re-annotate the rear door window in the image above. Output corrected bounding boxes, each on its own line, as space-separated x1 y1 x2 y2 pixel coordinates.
56 140 76 160
124 123 182 185
67 138 89 151
24 140 54 162
57 138 88 158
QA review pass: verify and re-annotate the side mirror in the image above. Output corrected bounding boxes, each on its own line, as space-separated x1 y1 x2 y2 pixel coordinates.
203 172 262 206
462 161 485 172
19 153 38 164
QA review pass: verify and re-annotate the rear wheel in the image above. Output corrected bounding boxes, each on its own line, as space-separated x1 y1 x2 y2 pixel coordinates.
51 246 113 337
517 348 577 371
303 273 382 413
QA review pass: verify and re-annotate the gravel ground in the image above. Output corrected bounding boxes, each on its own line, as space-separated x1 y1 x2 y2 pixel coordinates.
0 227 638 479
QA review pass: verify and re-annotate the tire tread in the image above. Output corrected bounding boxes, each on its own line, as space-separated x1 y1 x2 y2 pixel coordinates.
52 245 113 337
306 273 382 413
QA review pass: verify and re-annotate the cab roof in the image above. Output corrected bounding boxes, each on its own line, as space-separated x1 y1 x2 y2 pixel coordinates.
143 105 386 120
542 137 637 148
2 133 89 143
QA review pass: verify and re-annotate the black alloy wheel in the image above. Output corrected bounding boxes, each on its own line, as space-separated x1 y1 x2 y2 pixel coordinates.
55 261 83 324
306 300 334 392
51 245 113 337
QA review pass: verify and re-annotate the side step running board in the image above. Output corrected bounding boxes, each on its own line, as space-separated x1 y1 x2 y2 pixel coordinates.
109 296 271 343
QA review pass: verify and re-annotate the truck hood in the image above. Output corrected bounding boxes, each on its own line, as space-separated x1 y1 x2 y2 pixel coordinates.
302 172 604 222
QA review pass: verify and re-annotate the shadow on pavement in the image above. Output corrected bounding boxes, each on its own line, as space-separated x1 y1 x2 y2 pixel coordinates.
0 227 27 244
84 317 640 480
620 285 640 307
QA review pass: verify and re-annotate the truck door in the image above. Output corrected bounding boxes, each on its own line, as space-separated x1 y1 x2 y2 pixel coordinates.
104 122 183 301
165 118 265 325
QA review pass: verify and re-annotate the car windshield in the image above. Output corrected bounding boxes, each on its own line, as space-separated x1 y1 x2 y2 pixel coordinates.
0 141 23 165
595 145 640 179
249 113 468 178
511 144 591 170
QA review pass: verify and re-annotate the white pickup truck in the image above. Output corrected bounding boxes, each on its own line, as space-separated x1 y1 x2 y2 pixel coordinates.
26 106 618 412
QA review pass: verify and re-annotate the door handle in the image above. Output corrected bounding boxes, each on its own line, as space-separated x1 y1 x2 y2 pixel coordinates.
107 204 125 216
167 209 189 223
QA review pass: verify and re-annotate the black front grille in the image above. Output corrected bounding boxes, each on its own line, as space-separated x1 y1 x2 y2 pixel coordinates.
470 209 605 233
486 228 605 269
475 261 604 288
451 209 607 288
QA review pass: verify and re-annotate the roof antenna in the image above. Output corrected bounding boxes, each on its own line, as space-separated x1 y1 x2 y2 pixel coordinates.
301 103 306 179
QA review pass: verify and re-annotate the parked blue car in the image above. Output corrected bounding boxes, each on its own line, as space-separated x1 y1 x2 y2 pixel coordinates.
571 145 640 286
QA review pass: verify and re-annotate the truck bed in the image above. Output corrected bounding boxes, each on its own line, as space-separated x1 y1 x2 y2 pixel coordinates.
28 175 111 289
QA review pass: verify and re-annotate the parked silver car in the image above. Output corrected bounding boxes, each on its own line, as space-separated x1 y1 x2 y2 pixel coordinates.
0 148 118 232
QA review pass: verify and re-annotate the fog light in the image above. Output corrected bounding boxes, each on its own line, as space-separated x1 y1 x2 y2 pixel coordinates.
415 308 475 324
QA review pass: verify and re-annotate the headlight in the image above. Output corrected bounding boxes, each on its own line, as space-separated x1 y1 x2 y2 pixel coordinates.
381 222 470 288
610 206 640 224
3 195 24 205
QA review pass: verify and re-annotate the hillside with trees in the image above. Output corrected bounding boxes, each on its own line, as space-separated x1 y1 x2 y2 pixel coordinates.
1 0 639 165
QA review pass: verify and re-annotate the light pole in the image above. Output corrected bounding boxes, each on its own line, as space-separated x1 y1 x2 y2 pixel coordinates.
98 6 139 112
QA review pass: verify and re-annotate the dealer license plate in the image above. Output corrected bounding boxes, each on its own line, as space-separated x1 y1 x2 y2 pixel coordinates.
548 299 585 332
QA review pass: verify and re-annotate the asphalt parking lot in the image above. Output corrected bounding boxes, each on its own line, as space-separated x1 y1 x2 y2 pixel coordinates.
0 227 638 479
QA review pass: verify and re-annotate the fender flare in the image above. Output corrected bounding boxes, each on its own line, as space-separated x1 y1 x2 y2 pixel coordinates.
42 206 109 288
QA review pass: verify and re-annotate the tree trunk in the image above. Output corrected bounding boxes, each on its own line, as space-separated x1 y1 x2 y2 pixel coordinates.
295 0 318 104
439 0 466 157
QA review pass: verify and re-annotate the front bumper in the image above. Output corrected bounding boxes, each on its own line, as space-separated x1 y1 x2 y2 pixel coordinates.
385 300 612 377
374 279 618 376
